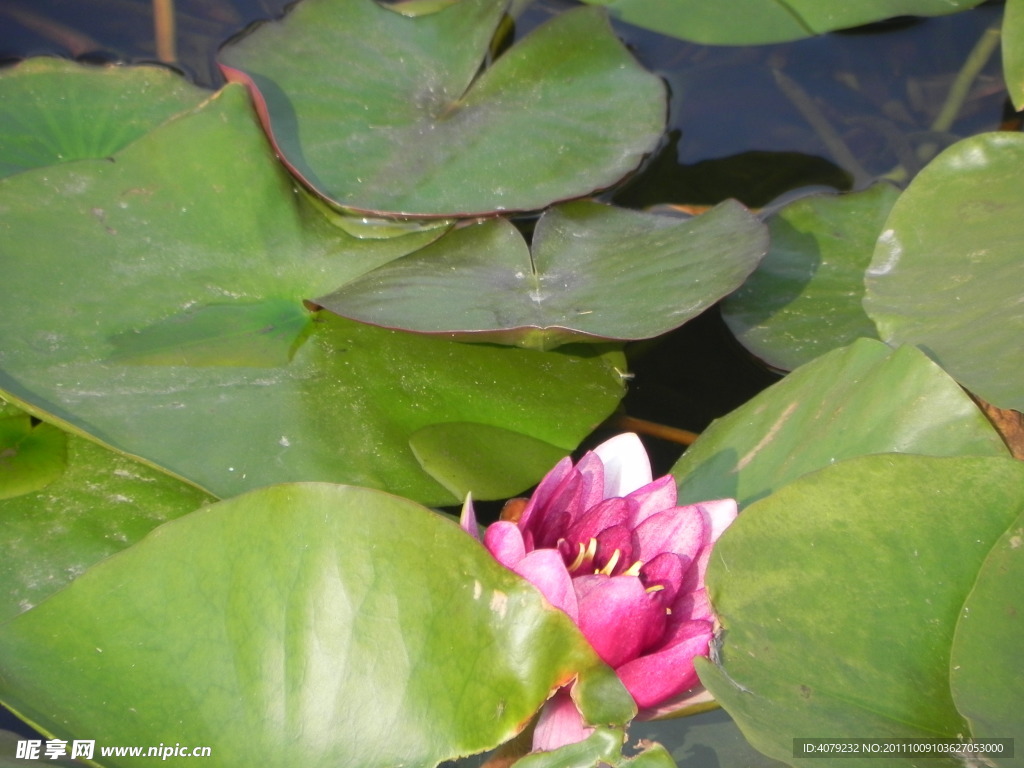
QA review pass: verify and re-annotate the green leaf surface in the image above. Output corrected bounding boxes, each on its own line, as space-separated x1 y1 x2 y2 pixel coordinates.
950 508 1024 746
672 338 1008 509
107 299 313 367
864 132 1024 411
0 58 207 178
218 0 666 216
315 201 767 350
0 405 213 624
512 727 624 768
1004 0 1024 110
410 423 569 501
0 483 635 768
0 82 625 505
722 185 896 371
697 454 1024 767
0 416 66 501
575 0 985 45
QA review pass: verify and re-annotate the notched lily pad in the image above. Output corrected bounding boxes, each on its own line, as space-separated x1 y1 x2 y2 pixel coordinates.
0 415 67 500
107 299 313 367
0 57 208 178
313 200 768 350
218 0 667 216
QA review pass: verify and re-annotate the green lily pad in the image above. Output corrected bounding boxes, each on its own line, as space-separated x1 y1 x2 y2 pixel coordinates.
0 83 626 505
314 201 767 350
950 508 1024 743
672 338 1008 509
1004 0 1024 111
697 454 1024 766
722 185 897 371
864 132 1024 412
574 0 985 45
0 58 208 178
107 299 313 367
0 415 66 501
218 0 666 216
0 483 635 768
409 423 570 501
0 402 213 624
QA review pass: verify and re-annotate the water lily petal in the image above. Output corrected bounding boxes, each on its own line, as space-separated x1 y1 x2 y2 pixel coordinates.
593 432 652 496
575 575 664 668
690 498 739 583
515 549 579 622
593 524 635 575
483 520 526 567
701 498 738 542
459 493 480 539
627 474 678 526
615 619 712 709
639 551 685 605
532 688 594 752
517 456 574 534
566 496 632 548
633 505 706 565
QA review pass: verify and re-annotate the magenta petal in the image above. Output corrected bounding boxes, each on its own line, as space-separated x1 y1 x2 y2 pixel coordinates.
640 552 685 604
594 524 635 575
575 575 663 668
518 456 574 533
573 451 608 511
627 475 678 526
515 549 579 622
532 689 593 752
483 521 526 568
566 496 632 546
633 505 707 565
615 620 713 709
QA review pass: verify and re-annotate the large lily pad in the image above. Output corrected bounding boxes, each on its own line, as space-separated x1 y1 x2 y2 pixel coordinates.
0 58 208 178
672 338 1008 509
314 200 767 350
949 507 1024 743
0 483 635 767
0 82 626 505
864 132 1024 412
721 185 896 371
1004 0 1024 110
697 454 1024 766
0 402 213 624
218 0 667 216
575 0 986 45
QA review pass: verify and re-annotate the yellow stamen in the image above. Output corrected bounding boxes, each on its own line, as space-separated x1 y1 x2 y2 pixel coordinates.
645 584 665 594
567 542 587 572
598 549 621 576
622 560 643 577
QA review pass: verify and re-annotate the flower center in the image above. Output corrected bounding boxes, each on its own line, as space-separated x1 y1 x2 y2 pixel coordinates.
564 537 644 578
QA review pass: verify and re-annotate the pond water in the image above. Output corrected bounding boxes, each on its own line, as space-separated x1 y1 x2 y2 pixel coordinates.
0 0 1014 763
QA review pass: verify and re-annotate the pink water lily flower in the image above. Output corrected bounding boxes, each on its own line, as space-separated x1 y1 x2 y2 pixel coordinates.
462 433 736 752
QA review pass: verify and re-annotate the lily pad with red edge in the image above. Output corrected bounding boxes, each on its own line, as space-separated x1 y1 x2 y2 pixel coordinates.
0 83 627 506
312 200 768 350
217 0 667 217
